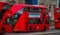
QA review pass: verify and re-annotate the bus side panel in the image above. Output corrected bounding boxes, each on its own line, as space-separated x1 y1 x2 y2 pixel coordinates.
54 8 60 20
54 8 60 29
0 10 12 33
14 11 28 32
43 12 50 30
0 2 4 12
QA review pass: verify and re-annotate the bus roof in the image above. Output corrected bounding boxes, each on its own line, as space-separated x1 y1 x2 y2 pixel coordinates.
0 2 9 4
25 4 47 8
10 4 47 15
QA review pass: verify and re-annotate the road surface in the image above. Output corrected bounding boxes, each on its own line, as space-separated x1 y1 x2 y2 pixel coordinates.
1 29 60 35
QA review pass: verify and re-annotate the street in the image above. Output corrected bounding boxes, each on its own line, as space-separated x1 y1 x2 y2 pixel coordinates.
1 29 60 35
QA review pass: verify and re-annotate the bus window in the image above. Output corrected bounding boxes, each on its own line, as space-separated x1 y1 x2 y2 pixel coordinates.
10 13 19 26
44 8 47 13
4 13 20 27
32 8 39 12
17 8 24 14
24 7 42 12
2 4 10 10
4 17 11 24
56 10 60 13
28 19 42 24
30 8 42 12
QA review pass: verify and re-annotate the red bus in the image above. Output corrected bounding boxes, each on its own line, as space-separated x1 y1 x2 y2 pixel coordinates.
12 4 50 32
54 8 60 29
0 4 50 33
0 2 13 33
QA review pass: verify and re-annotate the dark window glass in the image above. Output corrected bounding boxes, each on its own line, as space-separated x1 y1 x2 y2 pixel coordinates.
4 9 22 27
24 7 42 12
56 10 60 13
4 17 11 24
46 18 50 23
2 4 10 10
30 8 42 12
24 8 30 11
0 9 6 21
32 8 39 12
28 19 42 24
4 13 20 26
17 8 24 14
53 5 56 8
44 8 48 13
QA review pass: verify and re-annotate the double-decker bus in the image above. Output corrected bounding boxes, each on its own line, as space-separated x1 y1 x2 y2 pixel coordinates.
54 8 60 29
0 2 13 33
0 4 50 33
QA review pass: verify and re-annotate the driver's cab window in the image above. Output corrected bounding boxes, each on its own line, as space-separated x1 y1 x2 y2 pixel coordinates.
28 13 42 24
4 12 20 27
17 8 24 14
44 8 48 12
56 10 60 13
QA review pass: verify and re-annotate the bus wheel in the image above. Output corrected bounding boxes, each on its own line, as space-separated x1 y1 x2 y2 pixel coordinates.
30 26 32 32
1 28 5 33
44 26 46 31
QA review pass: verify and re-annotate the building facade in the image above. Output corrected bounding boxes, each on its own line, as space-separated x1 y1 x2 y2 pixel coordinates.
39 0 59 21
59 0 60 7
0 0 7 2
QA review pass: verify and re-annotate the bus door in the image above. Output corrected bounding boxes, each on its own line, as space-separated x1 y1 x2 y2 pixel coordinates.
28 13 43 31
26 7 45 31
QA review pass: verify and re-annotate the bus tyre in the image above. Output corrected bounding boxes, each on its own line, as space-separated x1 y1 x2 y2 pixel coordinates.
1 28 5 33
44 26 46 31
30 26 32 32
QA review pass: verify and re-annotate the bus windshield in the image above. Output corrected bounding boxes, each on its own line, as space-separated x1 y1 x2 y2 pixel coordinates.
4 8 24 27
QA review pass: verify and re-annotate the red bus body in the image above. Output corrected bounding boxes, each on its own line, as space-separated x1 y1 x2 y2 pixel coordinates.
0 4 50 33
54 8 60 29
0 2 12 33
12 4 50 32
